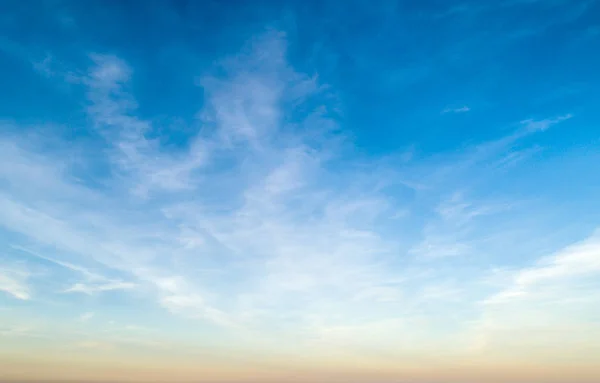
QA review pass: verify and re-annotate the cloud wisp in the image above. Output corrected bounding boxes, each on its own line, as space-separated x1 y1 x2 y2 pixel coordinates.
442 106 471 114
0 267 30 300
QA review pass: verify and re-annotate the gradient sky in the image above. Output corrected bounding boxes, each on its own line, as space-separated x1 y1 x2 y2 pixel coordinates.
1 1 600 382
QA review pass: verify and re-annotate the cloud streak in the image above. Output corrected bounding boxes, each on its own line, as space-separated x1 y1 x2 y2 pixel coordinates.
64 281 136 295
520 114 573 132
0 267 30 300
483 230 600 305
442 106 471 114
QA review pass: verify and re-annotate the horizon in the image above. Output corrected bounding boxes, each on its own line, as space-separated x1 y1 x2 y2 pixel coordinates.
1 1 600 383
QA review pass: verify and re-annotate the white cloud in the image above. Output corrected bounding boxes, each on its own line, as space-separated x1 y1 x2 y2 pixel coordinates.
11 245 106 282
468 231 600 357
442 105 470 114
0 267 30 300
0 31 410 333
0 28 590 361
11 245 136 296
79 312 95 321
483 230 600 305
0 325 40 337
82 54 208 198
64 281 136 295
410 192 512 259
520 113 573 132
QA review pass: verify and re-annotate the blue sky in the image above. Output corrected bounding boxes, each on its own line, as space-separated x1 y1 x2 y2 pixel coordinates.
1 1 600 382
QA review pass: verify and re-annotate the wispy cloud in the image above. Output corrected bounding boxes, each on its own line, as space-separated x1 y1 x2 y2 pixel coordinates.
0 266 30 300
82 53 208 199
520 114 573 132
465 230 600 358
11 245 107 282
410 191 514 259
442 106 471 114
483 230 600 305
79 312 95 321
0 25 594 367
0 325 40 337
11 245 136 296
64 281 136 295
0 31 411 338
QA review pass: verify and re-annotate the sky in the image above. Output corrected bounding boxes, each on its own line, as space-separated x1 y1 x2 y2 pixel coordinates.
1 0 600 382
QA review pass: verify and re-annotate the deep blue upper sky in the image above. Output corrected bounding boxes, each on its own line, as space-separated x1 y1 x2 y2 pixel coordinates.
3 0 599 153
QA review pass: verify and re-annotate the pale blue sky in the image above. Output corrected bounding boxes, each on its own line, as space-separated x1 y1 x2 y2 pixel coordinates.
1 1 599 382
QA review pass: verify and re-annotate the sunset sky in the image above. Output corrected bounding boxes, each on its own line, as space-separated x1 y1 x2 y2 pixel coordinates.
1 1 600 382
